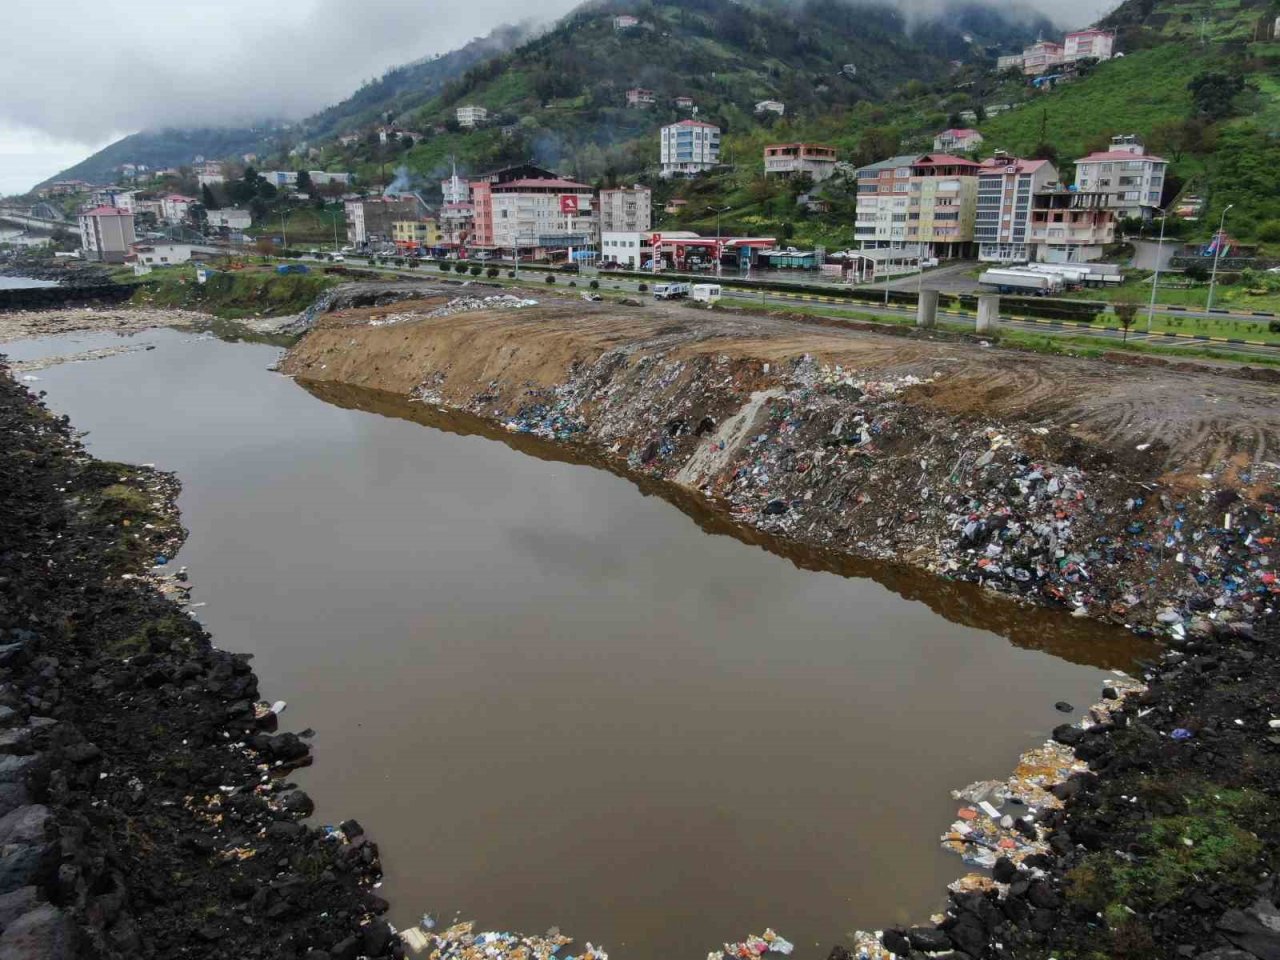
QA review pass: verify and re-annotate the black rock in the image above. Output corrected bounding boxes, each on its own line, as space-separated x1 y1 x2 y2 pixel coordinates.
881 929 910 956
762 500 789 516
362 920 393 956
1055 701 1074 712
992 857 1018 884
1052 724 1085 747
908 927 952 952
275 790 314 818
330 935 360 960
1027 880 1061 910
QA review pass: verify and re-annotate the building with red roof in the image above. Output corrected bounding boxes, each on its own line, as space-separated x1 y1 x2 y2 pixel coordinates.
932 128 984 153
976 153 1062 262
1073 135 1168 220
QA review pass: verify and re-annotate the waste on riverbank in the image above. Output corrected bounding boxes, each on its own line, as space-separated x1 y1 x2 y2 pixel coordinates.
398 919 599 960
369 295 539 326
708 928 795 959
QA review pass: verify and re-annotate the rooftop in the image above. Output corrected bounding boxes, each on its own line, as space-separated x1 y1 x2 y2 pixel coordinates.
81 206 132 217
665 119 719 130
1078 150 1168 163
493 177 593 190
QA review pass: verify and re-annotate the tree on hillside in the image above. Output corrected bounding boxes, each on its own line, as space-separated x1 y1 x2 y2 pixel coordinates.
1147 117 1218 162
1188 71 1246 119
296 170 313 194
854 127 900 167
201 184 220 210
1030 142 1059 165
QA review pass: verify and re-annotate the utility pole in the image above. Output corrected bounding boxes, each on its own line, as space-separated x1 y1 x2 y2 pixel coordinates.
281 209 288 251
1146 211 1167 333
1206 204 1233 311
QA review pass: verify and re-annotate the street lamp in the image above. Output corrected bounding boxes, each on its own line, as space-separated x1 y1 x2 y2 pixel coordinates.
1206 204 1233 311
707 205 730 275
1146 210 1167 334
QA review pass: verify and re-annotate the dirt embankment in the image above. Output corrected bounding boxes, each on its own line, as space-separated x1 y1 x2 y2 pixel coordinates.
281 288 1280 641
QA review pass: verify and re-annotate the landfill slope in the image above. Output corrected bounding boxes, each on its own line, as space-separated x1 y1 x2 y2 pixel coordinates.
282 289 1280 641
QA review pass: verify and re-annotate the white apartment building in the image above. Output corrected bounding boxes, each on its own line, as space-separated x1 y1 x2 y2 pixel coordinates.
659 120 720 178
1073 136 1167 220
599 186 651 233
1022 41 1064 75
853 154 919 249
456 105 489 128
1063 29 1115 62
974 155 1060 262
78 207 136 263
488 178 597 253
160 194 197 223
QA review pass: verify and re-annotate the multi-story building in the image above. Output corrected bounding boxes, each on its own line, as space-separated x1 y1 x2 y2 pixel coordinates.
160 194 197 224
456 105 488 128
932 128 984 153
343 196 426 246
468 163 561 247
1073 136 1168 220
674 96 695 110
260 171 298 189
89 187 137 212
205 208 252 231
442 167 470 205
754 100 786 116
1063 29 1115 62
763 143 839 181
906 154 980 259
854 154 920 249
974 155 1059 262
996 53 1025 72
599 186 651 234
439 202 475 248
1028 188 1116 263
1022 41 1064 75
488 178 597 256
601 231 649 269
77 206 136 263
392 220 442 251
309 171 354 187
659 120 720 178
625 88 655 107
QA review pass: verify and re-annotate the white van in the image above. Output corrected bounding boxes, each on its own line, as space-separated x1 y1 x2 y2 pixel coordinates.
692 284 722 304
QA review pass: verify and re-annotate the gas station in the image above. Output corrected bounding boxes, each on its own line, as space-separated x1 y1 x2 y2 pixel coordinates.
645 232 778 273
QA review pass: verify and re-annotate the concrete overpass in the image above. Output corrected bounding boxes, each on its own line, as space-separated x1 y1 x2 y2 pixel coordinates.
0 205 70 234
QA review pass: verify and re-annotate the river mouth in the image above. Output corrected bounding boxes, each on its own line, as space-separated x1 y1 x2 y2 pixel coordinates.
5 327 1156 957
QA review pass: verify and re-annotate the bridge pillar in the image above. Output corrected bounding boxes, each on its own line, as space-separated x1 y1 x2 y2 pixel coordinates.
976 295 1000 335
916 289 938 329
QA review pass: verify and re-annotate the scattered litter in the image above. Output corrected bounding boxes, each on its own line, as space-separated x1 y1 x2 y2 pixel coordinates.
399 919 587 960
708 928 795 960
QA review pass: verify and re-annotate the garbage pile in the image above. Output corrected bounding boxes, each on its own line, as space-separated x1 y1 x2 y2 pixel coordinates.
398 919 603 960
708 928 794 960
366 295 539 327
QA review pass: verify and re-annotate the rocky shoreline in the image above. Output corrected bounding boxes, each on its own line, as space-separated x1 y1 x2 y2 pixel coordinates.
0 358 400 959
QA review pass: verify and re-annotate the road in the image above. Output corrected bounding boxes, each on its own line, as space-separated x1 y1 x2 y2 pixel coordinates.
302 255 1280 360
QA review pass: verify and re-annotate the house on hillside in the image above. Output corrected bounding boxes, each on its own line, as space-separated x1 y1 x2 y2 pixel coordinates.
626 88 655 107
205 208 252 231
763 143 839 181
337 133 362 147
1063 29 1115 62
932 128 984 153
456 106 488 128
160 194 197 224
1022 41 1064 75
674 96 695 110
754 100 786 116
613 15 639 29
996 53 1025 72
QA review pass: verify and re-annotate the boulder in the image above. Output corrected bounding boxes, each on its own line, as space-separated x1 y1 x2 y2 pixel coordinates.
0 809 48 848
0 889 38 933
0 904 78 960
907 927 952 952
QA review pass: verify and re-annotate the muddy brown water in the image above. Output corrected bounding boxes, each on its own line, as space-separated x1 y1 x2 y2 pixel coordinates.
5 328 1156 958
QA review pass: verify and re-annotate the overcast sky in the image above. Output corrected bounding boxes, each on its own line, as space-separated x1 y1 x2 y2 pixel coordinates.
0 0 1114 195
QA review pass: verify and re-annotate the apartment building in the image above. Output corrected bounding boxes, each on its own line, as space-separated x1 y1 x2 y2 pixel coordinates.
160 194 197 224
1073 136 1168 220
344 196 426 245
1063 29 1115 62
906 154 980 259
974 155 1059 262
1028 188 1116 263
468 162 561 247
1022 41 1064 75
456 105 488 128
659 120 720 178
77 206 136 263
601 231 649 269
762 143 839 181
853 154 919 249
489 178 597 256
599 186 652 233
392 220 443 250
205 208 252 230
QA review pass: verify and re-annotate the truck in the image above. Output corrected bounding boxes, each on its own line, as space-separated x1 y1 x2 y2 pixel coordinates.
978 269 1062 295
653 282 692 300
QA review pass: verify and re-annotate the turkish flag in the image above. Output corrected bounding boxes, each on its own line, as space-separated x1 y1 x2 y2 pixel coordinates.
560 195 579 215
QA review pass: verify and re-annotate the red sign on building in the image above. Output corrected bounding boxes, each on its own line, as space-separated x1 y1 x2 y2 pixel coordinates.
560 195 579 215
